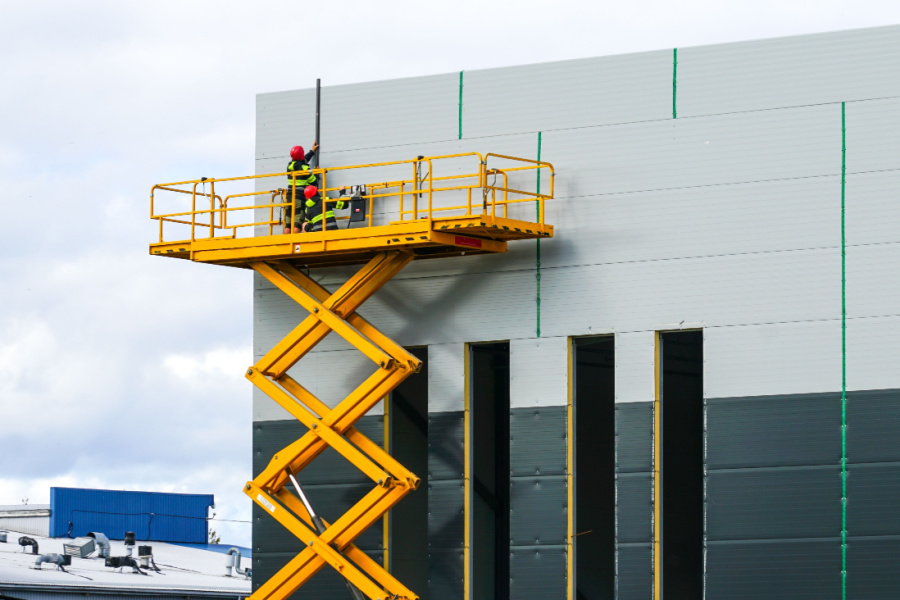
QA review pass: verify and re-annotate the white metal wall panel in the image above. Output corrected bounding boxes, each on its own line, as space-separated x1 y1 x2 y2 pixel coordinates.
256 266 536 354
539 175 841 270
251 348 378 422
253 280 347 356
847 315 900 392
541 247 840 338
428 342 465 413
352 267 536 346
462 50 672 138
256 89 317 161
251 27 900 419
253 384 291 422
257 74 459 159
254 106 843 282
679 25 900 118
255 247 840 355
705 320 842 399
320 74 459 152
846 242 900 319
546 103 840 199
510 336 567 408
846 96 900 174
256 174 842 284
0 516 49 537
615 330 655 403
846 170 900 246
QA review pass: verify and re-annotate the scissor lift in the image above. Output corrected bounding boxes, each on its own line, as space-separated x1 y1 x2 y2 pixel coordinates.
150 152 554 600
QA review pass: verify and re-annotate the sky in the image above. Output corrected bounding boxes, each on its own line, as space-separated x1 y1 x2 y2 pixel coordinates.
1 0 899 547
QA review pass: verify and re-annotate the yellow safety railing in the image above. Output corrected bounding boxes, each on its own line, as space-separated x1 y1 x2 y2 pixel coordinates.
150 152 554 244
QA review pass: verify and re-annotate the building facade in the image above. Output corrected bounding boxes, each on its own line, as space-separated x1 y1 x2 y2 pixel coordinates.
251 25 900 599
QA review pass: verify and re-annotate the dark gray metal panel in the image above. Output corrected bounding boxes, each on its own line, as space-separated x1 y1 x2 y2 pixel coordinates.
510 406 566 476
847 536 900 600
253 504 298 555
706 539 841 600
617 544 652 600
509 476 567 546
617 403 652 473
427 479 464 549
707 466 841 541
617 473 652 544
253 416 383 484
848 463 900 536
509 546 567 600
253 550 382 598
847 388 900 463
707 392 841 469
427 411 464 481
252 484 383 553
252 417 384 562
427 548 464 600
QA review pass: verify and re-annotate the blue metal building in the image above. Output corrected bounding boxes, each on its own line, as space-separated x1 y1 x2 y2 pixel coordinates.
49 487 214 543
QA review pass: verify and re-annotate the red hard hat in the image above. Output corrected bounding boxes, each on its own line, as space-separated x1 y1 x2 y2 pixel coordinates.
290 146 305 160
304 186 318 199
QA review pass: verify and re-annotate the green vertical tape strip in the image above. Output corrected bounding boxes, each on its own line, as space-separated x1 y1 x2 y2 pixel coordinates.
841 101 848 600
536 131 542 338
672 48 678 119
458 71 464 140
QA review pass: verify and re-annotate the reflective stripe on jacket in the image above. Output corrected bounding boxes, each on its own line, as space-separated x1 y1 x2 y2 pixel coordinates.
287 160 317 187
305 194 348 223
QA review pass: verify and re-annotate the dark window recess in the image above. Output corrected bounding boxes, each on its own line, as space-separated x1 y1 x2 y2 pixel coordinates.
660 330 704 599
573 336 615 600
470 342 511 600
388 347 429 600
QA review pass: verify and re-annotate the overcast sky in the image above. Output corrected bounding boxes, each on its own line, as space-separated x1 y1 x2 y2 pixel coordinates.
1 1 899 547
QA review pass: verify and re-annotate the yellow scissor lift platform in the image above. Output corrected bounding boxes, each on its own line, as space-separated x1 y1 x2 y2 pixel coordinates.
150 152 554 600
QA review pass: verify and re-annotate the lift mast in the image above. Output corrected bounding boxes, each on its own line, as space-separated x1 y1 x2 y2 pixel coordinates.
150 152 554 599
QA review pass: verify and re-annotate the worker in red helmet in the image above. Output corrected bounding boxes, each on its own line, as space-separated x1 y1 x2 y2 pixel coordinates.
301 184 351 233
282 142 319 233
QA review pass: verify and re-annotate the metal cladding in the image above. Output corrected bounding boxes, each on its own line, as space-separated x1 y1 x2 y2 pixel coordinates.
250 24 900 600
49 488 214 543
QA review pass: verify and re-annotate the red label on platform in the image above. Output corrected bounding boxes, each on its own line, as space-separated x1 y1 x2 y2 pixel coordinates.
454 236 483 248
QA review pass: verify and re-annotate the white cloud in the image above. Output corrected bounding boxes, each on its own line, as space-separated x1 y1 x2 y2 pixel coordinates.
163 347 250 383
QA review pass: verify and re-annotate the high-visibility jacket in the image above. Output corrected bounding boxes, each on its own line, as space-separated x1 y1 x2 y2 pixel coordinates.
305 192 349 225
286 147 318 188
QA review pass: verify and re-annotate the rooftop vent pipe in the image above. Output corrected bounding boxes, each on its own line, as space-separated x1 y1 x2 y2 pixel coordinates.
18 536 38 555
87 532 110 558
124 531 135 557
138 544 151 568
225 547 250 578
33 554 71 571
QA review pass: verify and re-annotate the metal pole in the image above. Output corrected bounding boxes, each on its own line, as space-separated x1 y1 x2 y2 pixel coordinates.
285 469 366 600
313 78 321 169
